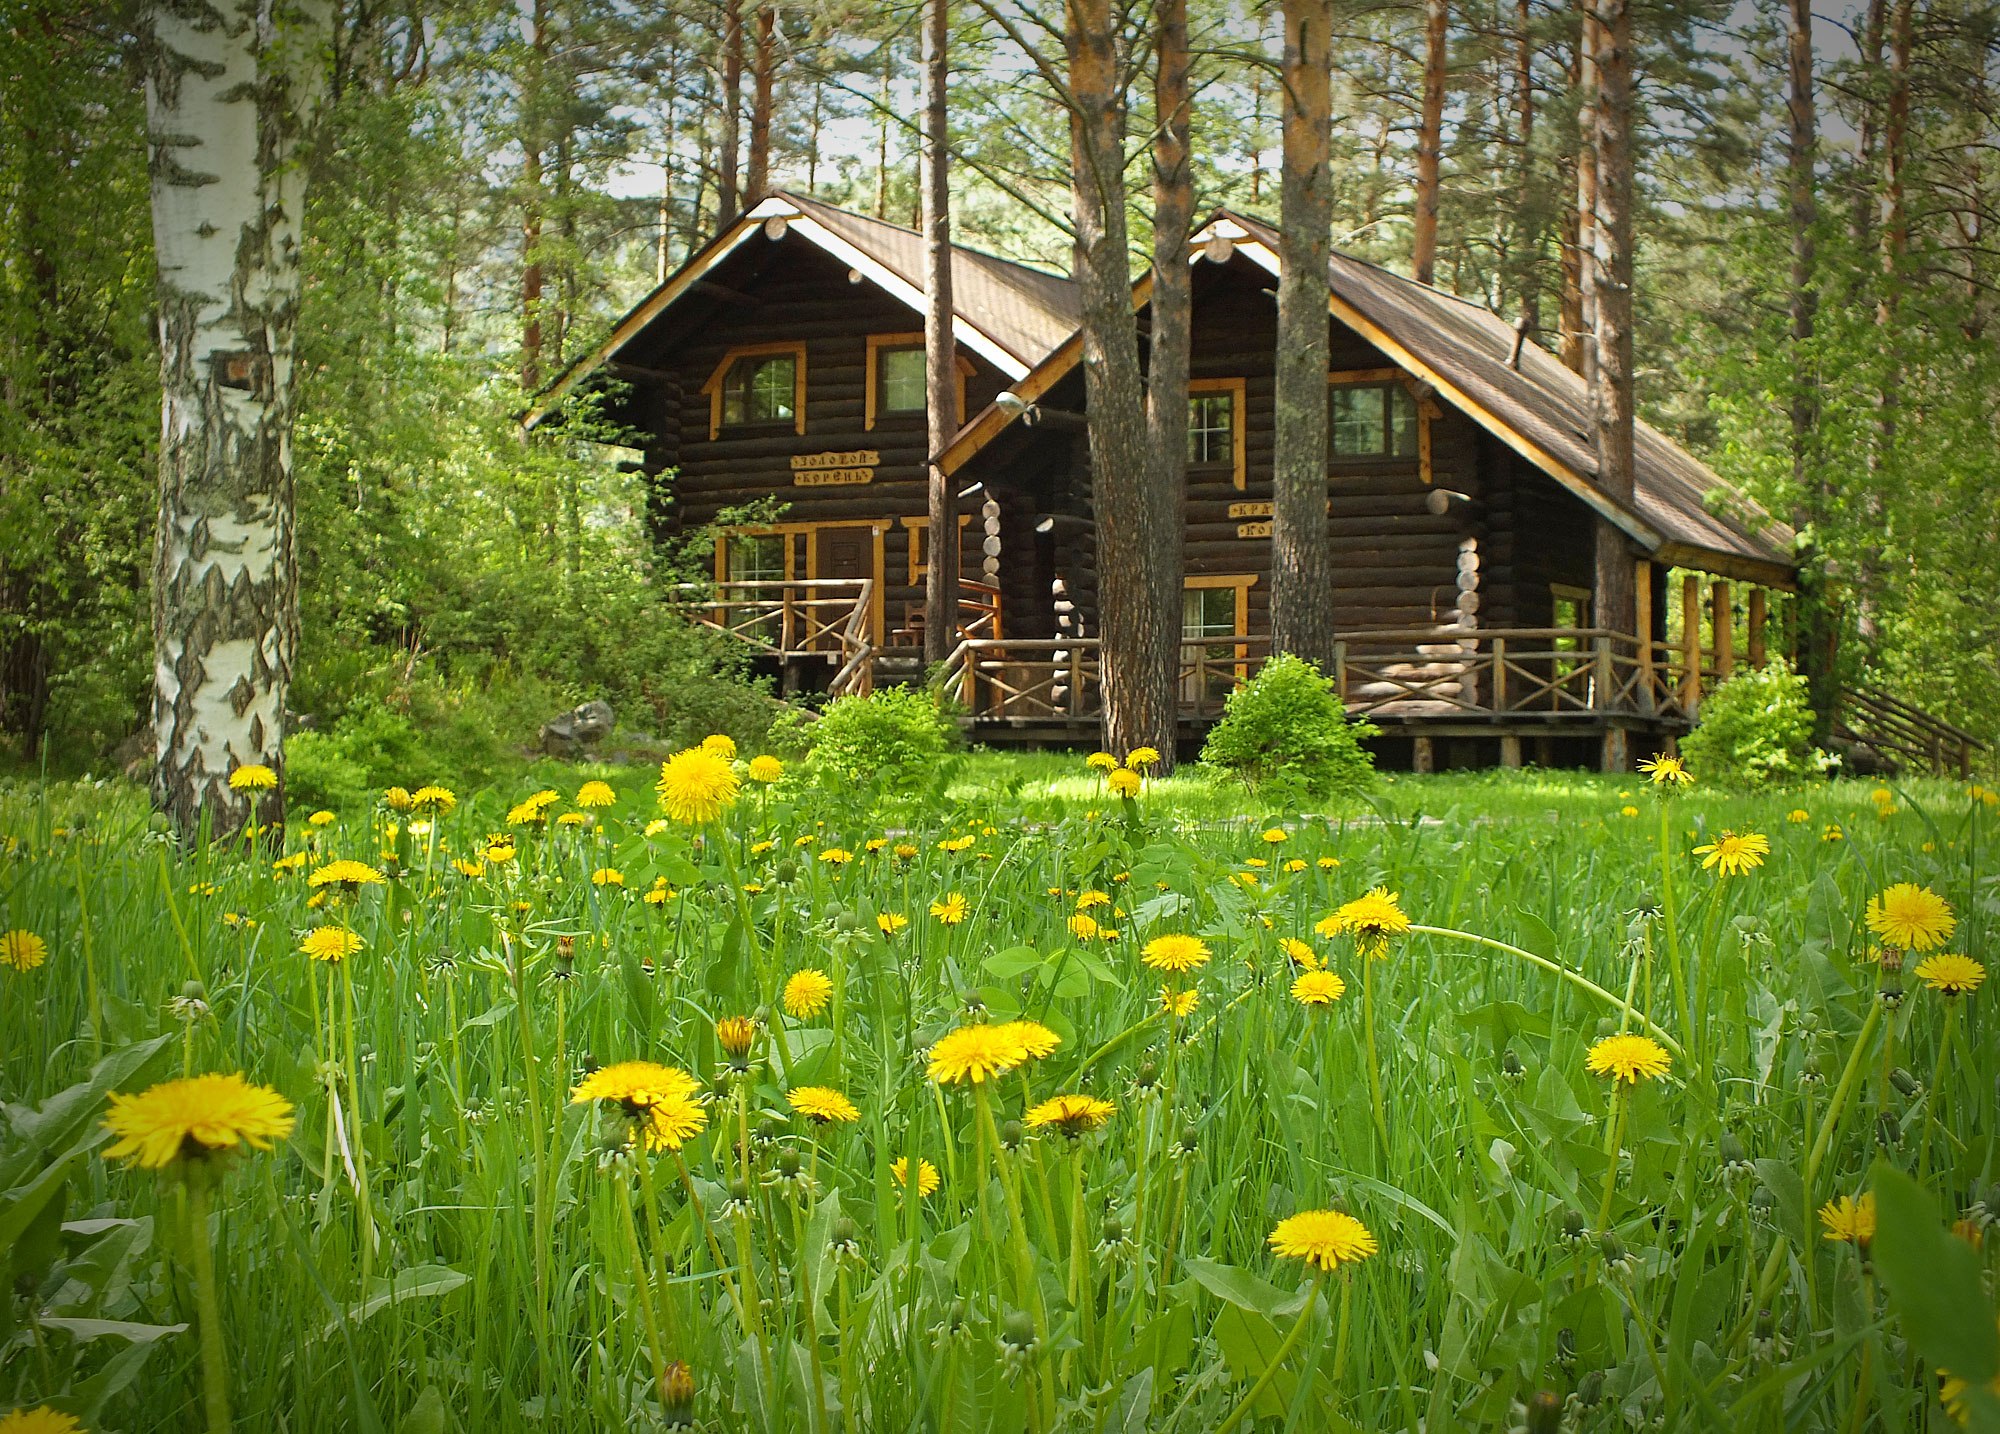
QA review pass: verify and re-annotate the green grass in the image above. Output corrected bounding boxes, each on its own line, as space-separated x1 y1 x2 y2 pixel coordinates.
1 757 1994 1432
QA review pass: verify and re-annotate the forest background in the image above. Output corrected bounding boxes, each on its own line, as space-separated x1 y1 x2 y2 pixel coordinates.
2 0 1995 784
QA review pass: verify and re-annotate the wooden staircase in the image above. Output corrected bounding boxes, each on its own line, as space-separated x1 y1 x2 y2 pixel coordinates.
1834 684 1986 777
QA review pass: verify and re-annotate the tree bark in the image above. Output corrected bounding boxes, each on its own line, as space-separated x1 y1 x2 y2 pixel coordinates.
920 0 960 666
1512 0 1541 335
1859 0 1913 647
1784 0 1836 736
746 6 775 201
146 0 331 839
1588 0 1635 640
1144 0 1194 766
1411 0 1449 285
1270 0 1338 671
1066 0 1175 758
719 0 744 224
1568 0 1600 380
519 0 549 390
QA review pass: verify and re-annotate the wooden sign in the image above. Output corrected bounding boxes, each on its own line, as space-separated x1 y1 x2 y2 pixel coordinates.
1237 520 1272 538
791 449 878 487
1227 500 1273 519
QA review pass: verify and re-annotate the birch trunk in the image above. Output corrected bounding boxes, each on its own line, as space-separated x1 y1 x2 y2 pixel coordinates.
1066 0 1175 759
1411 0 1450 285
1270 0 1338 670
920 0 960 665
147 0 331 839
1588 0 1635 639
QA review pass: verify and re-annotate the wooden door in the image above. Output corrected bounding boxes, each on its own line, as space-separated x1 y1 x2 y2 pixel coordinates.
811 527 875 652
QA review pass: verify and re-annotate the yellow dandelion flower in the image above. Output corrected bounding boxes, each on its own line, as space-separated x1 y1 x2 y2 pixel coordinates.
1638 754 1692 787
876 912 909 935
1786 809 1810 824
1025 1093 1115 1136
701 733 737 759
557 812 589 828
1317 887 1410 959
1284 858 1308 873
1086 751 1118 771
1076 889 1111 910
1913 953 1984 996
410 785 455 814
938 835 975 853
308 809 336 827
1160 986 1199 1017
1940 1315 2000 1423
1106 768 1141 798
820 847 854 865
1268 1208 1377 1271
994 1020 1061 1061
570 1062 708 1151
927 1023 1031 1084
273 852 310 874
1822 824 1844 842
1125 746 1160 769
1279 937 1319 969
1692 830 1770 877
1291 969 1347 1007
1261 827 1288 844
1585 1032 1672 1084
383 786 413 811
103 1073 296 1169
1 929 49 973
893 842 919 860
1620 805 1640 818
1818 1192 1876 1245
485 839 517 864
575 780 616 808
1068 912 1100 940
299 927 363 963
1865 883 1956 952
0 1407 85 1434
505 799 546 827
453 857 486 878
656 747 740 825
228 763 277 792
787 1086 860 1124
307 859 386 892
1316 856 1340 870
715 1016 758 1058
930 892 969 924
591 867 625 887
893 1155 941 1196
783 968 835 1019
747 755 784 784
1142 933 1211 974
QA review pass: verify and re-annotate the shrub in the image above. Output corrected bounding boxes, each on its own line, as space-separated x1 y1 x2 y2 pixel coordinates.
283 730 375 811
1199 653 1378 802
803 686 958 798
1679 659 1838 788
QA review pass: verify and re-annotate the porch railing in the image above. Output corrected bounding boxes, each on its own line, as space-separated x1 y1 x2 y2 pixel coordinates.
666 578 874 664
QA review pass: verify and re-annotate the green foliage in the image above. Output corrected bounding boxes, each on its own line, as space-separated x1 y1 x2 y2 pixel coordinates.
800 686 959 799
1199 654 1378 802
1680 660 1838 789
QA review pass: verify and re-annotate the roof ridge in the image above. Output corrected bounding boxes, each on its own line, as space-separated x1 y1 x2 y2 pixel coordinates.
771 189 1072 287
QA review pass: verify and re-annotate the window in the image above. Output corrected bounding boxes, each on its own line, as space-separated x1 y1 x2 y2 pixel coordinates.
1330 382 1419 458
879 347 926 413
727 533 787 585
1187 378 1247 487
1182 584 1238 640
1182 577 1253 707
723 353 797 426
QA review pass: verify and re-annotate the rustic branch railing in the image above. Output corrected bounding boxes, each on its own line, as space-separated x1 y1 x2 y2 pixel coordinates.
666 579 874 663
1836 683 1985 777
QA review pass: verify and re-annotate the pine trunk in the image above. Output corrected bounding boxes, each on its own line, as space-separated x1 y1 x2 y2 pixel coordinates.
1270 0 1338 671
1588 0 1635 639
1513 0 1541 335
746 6 775 201
920 0 959 666
1569 1 1600 381
1066 0 1175 759
519 0 548 391
1144 0 1194 769
1412 0 1449 285
719 0 743 224
146 0 331 839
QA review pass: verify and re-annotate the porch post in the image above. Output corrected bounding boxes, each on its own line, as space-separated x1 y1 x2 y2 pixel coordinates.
1746 587 1767 668
1633 559 1655 714
1712 579 1734 682
1680 574 1702 716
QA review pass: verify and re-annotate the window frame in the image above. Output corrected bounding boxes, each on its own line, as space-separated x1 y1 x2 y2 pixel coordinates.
1186 377 1248 489
864 332 973 431
1181 573 1257 693
902 513 976 586
700 341 809 439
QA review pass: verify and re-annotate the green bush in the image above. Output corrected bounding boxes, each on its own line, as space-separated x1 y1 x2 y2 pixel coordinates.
283 730 375 811
1199 653 1378 802
803 686 958 798
1679 659 1838 788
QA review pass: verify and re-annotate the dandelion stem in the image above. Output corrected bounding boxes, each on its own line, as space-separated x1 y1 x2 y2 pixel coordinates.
618 1174 671 1409
185 1168 233 1434
1214 1272 1322 1434
1362 959 1389 1155
1597 1087 1629 1235
1409 925 1684 1057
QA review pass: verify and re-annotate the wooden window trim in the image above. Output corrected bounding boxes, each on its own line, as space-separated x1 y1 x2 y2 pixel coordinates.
1327 367 1438 483
864 332 973 431
715 519 889 641
1187 377 1248 489
700 341 808 439
1183 573 1256 637
902 513 975 586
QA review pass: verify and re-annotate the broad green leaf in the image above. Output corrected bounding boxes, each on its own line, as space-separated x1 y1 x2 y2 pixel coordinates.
1871 1162 1997 1385
982 945 1042 980
1753 1158 1807 1251
38 1316 187 1344
1510 908 1561 959
396 1386 448 1434
1183 1255 1311 1318
325 1264 471 1335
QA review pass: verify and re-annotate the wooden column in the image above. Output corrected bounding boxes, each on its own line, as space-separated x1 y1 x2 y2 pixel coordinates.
1412 735 1436 773
1747 587 1767 667
1499 734 1523 767
1712 579 1734 681
1680 573 1702 714
1633 559 1655 713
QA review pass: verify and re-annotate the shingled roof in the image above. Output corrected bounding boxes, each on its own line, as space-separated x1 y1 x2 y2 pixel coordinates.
524 192 1076 427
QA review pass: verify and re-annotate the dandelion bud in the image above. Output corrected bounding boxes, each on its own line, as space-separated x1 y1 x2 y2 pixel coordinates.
716 1015 757 1059
578 1052 599 1075
1134 1060 1159 1092
1750 1186 1775 1220
1526 1390 1563 1434
1889 1067 1921 1100
182 979 207 1002
1599 1232 1633 1273
1555 1327 1576 1370
662 1361 696 1425
1576 1370 1604 1409
1719 1132 1754 1179
998 1308 1039 1366
1098 1214 1129 1252
999 1119 1024 1152
776 1150 803 1179
1559 1210 1587 1246
1876 1111 1901 1148
557 935 576 962
774 860 798 885
1175 1125 1200 1158
832 907 860 932
1878 973 1904 1007
1594 1016 1618 1039
830 1216 862 1260
1879 947 1904 974
960 990 985 1014
1799 1053 1823 1084
1500 1049 1525 1083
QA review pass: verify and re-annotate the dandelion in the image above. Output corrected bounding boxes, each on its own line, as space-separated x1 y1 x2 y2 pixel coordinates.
701 733 737 759
1025 1093 1115 1137
383 786 414 811
819 847 853 865
1279 937 1319 969
308 809 336 828
1940 1316 2000 1423
930 892 969 924
1160 986 1199 1017
228 763 277 792
1692 830 1770 876
655 747 740 825
893 842 919 860
0 1408 85 1434
307 859 386 893
1586 1033 1672 1084
1913 953 1984 996
893 1155 941 1196
784 968 835 1018
1125 747 1160 769
1076 889 1111 910
788 1086 860 1124
587 868 624 889
1291 970 1347 1007
1067 912 1100 940
452 857 485 878
1269 1208 1377 1271
715 1016 758 1059
1106 768 1141 798
506 798 547 827
927 1023 1032 1084
273 852 309 874
576 780 616 808
747 754 783 783
572 1062 709 1152
1 929 48 973
104 1073 296 1170
1818 1192 1876 1246
1787 809 1810 823
1141 933 1211 974
1261 827 1288 844
411 785 456 814
557 812 589 829
1620 805 1640 818
299 927 363 963
1638 754 1692 787
1865 883 1956 952
485 839 517 864
1086 751 1118 771
1316 855 1340 870
994 1020 1061 1062
876 912 908 935
1318 887 1410 959
938 835 975 853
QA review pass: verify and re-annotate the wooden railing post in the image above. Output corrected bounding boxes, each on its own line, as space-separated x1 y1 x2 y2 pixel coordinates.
1592 635 1612 713
1681 574 1702 717
1491 636 1508 711
1634 560 1655 708
1333 641 1348 704
1746 587 1766 668
1713 580 1734 682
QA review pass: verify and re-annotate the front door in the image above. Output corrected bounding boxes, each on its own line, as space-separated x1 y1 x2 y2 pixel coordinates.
811 526 877 651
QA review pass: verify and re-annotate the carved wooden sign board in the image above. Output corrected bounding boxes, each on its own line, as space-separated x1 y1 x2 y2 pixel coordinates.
791 450 879 487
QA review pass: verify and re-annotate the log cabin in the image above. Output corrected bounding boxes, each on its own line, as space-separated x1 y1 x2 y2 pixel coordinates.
529 192 1821 770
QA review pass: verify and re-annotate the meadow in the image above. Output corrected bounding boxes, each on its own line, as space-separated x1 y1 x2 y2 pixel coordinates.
0 751 1994 1432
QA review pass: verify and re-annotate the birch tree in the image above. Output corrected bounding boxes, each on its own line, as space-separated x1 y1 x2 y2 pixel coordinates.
147 0 331 838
